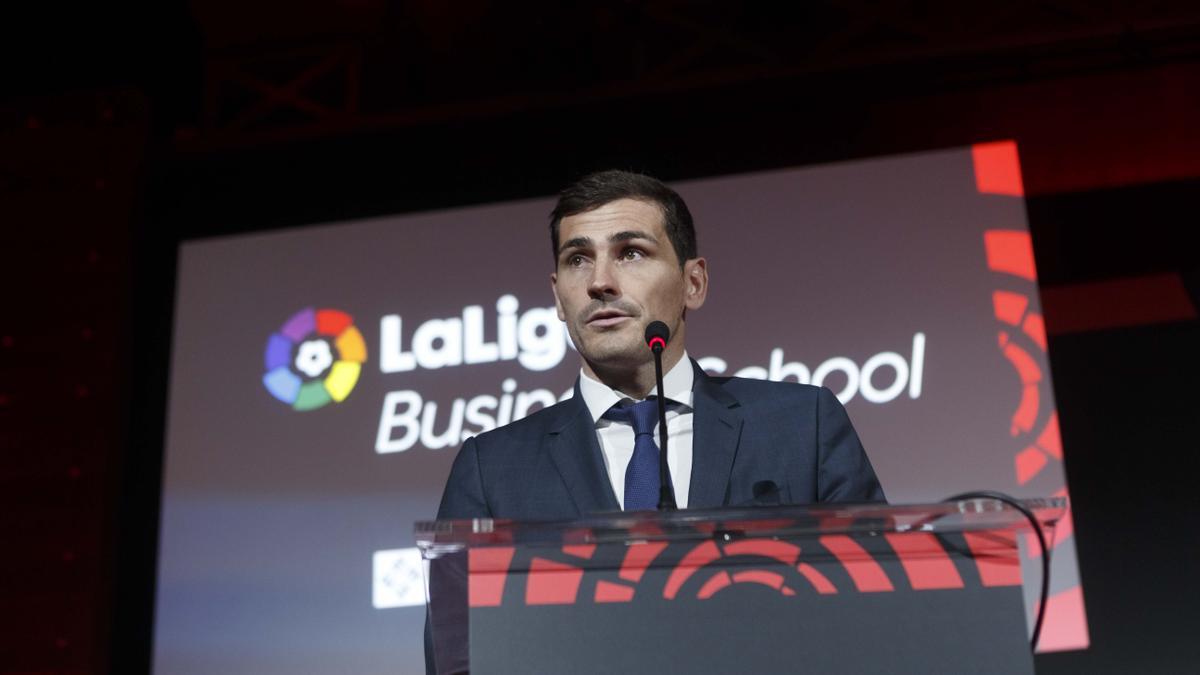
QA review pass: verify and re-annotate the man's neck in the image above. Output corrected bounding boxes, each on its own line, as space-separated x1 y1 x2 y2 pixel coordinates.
583 347 686 399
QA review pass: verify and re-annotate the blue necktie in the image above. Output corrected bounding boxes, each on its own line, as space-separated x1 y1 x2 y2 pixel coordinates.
604 398 667 511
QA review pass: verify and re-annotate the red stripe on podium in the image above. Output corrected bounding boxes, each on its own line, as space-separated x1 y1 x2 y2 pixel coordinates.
525 557 584 605
796 563 838 594
885 533 965 590
963 531 1023 587
468 547 515 607
562 544 596 559
819 535 894 592
732 570 785 590
722 539 801 566
697 571 732 599
594 580 635 603
663 540 721 599
619 540 669 583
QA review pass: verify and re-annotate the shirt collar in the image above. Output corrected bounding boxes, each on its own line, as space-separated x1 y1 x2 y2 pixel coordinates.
578 351 695 424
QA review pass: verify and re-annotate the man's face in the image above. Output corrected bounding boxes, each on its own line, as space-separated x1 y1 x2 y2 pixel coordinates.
551 198 707 375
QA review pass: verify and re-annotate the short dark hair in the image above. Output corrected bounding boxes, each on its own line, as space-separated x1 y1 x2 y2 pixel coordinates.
549 170 697 268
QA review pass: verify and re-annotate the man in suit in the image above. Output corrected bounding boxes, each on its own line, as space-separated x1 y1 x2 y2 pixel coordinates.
436 169 884 521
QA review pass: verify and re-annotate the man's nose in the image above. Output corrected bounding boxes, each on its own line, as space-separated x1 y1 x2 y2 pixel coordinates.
587 259 620 300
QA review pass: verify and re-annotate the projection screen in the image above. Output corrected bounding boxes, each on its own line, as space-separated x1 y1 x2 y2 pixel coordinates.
154 142 1087 674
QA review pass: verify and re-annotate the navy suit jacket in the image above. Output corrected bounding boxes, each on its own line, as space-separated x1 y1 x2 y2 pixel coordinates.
437 360 885 520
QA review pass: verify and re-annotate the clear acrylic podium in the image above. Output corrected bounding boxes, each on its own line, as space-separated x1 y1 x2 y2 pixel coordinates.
417 498 1065 675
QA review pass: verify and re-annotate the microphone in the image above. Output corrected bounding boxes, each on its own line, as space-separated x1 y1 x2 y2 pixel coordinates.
644 321 677 510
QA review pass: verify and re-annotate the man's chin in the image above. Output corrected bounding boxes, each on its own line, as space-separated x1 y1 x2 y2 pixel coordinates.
576 337 648 370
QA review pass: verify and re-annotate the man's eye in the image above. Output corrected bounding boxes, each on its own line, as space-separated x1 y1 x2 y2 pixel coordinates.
567 254 585 267
621 248 643 261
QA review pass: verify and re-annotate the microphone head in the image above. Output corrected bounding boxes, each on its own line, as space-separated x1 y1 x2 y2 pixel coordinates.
644 321 670 351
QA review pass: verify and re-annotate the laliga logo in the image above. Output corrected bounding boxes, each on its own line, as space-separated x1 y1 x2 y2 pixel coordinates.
263 308 368 411
379 295 568 373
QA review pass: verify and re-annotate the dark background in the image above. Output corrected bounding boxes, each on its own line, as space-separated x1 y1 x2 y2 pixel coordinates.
2 2 1198 673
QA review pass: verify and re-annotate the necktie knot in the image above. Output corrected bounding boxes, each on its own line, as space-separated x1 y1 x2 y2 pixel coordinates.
603 398 660 437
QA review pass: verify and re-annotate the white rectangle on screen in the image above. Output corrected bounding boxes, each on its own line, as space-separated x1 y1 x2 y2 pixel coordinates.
373 547 427 609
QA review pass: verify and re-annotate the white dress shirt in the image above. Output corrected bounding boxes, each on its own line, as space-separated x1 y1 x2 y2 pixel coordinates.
577 352 694 509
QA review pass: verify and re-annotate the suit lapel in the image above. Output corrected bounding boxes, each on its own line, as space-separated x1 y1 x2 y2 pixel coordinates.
688 361 744 508
547 383 621 515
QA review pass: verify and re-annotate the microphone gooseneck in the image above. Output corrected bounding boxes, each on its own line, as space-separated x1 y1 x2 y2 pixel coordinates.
644 321 677 510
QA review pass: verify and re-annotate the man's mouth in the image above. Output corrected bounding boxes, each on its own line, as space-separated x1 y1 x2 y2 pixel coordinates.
585 309 632 328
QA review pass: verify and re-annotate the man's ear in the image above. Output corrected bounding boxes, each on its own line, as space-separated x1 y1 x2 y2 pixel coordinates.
683 258 708 311
550 272 566 321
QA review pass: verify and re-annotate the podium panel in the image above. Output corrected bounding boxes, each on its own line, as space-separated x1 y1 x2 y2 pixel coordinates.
419 499 1063 674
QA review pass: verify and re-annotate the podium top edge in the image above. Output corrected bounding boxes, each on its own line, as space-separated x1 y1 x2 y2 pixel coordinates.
415 497 1067 550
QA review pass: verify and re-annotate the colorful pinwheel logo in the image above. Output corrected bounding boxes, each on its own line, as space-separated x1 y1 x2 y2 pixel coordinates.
263 308 367 411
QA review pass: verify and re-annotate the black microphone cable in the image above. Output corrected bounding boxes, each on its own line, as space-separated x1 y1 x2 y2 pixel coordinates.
943 490 1053 651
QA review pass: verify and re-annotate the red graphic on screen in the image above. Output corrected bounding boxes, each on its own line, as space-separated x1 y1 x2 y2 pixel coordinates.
315 309 353 336
972 141 1025 197
1039 586 1089 648
982 230 1063 485
974 141 1088 652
